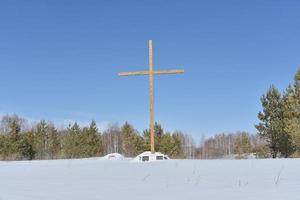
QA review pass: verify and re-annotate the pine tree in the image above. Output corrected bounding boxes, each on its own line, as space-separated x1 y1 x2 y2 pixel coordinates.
233 133 251 158
255 85 294 158
282 71 300 154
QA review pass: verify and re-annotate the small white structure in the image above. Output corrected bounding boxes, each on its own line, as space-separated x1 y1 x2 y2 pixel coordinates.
103 153 124 160
134 151 169 162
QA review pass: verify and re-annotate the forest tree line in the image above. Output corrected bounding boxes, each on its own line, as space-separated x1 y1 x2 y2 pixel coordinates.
0 116 192 160
1 69 300 160
0 114 263 160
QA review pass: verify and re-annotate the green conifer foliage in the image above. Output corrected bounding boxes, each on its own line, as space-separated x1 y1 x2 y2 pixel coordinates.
233 133 251 158
81 120 103 157
63 122 82 158
20 131 36 160
160 132 181 157
121 122 142 157
282 71 300 154
256 85 294 158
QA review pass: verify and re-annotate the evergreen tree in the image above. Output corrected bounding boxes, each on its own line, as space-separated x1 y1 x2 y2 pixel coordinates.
19 131 36 160
172 132 184 158
160 132 181 158
63 122 81 158
0 115 25 160
47 123 61 159
233 133 251 157
81 120 103 157
282 71 300 154
142 122 164 152
121 122 142 156
7 117 22 159
0 134 9 159
34 120 48 159
255 85 294 158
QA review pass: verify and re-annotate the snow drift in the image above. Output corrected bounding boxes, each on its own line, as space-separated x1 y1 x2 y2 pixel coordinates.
103 153 124 160
0 158 299 200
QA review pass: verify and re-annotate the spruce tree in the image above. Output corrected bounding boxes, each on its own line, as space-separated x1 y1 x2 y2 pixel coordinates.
47 123 61 159
121 122 141 157
63 122 81 158
34 120 48 159
0 115 25 160
142 122 164 152
20 131 36 160
0 134 9 159
160 132 181 158
7 118 22 159
81 120 103 157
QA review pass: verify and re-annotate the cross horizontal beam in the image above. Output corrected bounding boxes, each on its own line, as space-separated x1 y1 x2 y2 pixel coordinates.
118 69 184 76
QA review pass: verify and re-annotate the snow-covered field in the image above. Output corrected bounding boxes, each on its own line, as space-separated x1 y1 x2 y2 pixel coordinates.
0 158 299 200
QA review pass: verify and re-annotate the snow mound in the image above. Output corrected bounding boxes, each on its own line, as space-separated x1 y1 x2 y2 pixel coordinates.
134 151 169 162
103 153 124 160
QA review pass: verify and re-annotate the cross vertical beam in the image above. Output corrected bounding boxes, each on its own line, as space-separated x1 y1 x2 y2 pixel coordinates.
118 40 184 155
149 40 155 153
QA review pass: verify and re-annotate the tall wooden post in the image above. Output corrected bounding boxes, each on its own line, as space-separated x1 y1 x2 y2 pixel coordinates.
118 40 184 155
149 40 155 154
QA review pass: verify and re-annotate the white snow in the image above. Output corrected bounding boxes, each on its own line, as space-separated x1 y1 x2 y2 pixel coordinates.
0 158 299 200
103 153 124 160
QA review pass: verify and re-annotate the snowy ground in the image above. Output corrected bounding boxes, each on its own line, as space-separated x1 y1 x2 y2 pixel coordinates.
0 158 300 200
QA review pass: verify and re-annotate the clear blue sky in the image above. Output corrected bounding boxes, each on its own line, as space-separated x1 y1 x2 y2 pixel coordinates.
0 1 300 138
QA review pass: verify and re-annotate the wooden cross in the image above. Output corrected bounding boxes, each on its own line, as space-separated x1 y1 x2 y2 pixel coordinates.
118 40 184 154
